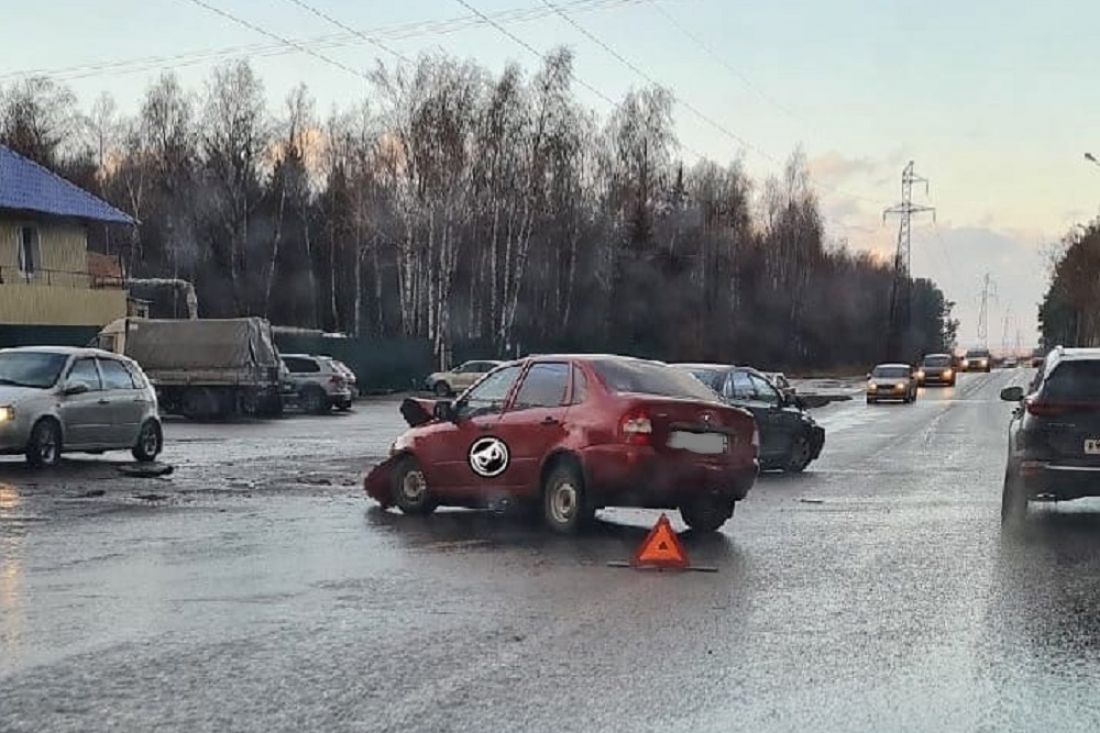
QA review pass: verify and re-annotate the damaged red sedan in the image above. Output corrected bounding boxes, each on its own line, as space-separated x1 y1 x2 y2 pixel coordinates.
364 355 759 533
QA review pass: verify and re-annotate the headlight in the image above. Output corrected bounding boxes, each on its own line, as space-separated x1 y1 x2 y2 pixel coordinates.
895 383 906 390
0 405 13 423
943 369 953 378
915 370 925 380
868 383 878 391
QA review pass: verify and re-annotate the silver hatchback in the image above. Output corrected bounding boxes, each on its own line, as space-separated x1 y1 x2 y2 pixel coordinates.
0 346 163 467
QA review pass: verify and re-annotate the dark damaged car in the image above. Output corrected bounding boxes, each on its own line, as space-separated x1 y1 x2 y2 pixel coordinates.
364 355 759 534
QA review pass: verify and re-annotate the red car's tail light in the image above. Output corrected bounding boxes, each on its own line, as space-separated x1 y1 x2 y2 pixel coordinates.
620 408 653 445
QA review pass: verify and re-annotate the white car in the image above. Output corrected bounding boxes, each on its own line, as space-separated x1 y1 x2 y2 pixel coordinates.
424 360 503 396
0 346 163 467
281 354 354 413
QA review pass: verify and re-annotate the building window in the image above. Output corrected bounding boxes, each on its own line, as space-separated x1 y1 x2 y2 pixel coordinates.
17 226 40 277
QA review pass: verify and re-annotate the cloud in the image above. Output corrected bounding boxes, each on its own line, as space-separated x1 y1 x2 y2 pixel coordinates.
806 151 880 186
909 223 1050 349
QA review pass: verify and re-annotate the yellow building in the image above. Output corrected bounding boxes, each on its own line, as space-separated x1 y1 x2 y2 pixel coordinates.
0 144 135 345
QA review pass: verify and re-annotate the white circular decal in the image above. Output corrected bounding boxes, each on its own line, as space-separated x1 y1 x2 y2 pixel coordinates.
468 436 510 478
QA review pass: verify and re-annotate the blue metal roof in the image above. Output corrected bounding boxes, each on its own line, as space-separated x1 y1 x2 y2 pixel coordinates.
0 144 134 225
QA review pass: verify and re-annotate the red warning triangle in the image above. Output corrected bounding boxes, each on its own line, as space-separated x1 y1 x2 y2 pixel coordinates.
632 513 689 569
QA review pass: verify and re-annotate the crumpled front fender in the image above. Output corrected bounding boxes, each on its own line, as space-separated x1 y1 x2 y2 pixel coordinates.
364 454 401 507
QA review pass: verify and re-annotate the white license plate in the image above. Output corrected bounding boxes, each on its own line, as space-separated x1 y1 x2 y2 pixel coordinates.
668 431 727 454
1085 439 1100 455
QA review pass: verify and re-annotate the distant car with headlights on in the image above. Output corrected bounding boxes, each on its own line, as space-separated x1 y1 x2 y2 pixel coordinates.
866 363 918 404
0 346 163 467
961 348 992 373
916 353 956 387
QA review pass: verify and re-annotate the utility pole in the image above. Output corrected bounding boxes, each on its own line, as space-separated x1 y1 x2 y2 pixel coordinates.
977 272 997 348
1001 306 1013 357
883 161 936 361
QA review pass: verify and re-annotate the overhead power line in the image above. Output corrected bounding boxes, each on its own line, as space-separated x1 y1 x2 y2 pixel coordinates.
540 0 769 160
182 0 370 81
452 0 704 160
538 0 882 206
650 1 798 121
453 0 616 106
278 0 409 64
3 0 654 82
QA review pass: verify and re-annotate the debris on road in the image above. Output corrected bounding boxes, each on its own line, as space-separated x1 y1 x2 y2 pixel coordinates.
118 463 174 478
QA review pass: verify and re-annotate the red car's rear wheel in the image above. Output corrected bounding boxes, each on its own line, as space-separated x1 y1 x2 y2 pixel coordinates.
680 495 734 533
543 462 593 534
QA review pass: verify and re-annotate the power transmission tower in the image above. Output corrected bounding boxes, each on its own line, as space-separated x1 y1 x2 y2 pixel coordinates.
977 272 997 347
1001 306 1013 356
883 161 935 360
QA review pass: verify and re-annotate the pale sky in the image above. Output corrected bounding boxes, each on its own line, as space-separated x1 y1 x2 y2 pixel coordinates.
9 0 1100 350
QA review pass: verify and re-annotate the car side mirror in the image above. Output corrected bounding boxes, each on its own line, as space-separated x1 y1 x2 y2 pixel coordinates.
433 400 457 422
62 382 89 396
1000 386 1024 402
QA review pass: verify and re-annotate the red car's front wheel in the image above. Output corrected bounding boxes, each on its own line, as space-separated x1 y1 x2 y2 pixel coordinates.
392 456 437 516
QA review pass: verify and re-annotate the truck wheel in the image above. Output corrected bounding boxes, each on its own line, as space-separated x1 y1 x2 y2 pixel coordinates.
433 381 452 397
181 387 221 420
542 461 593 534
302 387 329 415
680 495 734 533
392 456 436 516
1001 468 1029 527
132 420 162 463
26 418 62 468
784 435 812 473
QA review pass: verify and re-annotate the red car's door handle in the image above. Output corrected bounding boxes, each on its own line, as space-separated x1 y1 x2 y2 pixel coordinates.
540 416 560 426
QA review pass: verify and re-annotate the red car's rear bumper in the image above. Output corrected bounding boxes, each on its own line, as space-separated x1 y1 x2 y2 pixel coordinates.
579 444 757 508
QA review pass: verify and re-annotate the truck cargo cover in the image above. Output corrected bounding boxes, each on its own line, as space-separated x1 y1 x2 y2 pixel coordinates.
123 318 279 370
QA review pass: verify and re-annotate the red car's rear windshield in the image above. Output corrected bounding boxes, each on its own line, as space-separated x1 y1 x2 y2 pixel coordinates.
592 360 719 401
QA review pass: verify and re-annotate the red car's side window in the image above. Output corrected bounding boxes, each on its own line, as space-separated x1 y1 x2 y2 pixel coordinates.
512 363 570 410
570 366 587 405
456 365 522 419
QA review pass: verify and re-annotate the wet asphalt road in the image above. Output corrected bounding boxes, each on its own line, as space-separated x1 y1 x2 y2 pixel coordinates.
4 369 1100 732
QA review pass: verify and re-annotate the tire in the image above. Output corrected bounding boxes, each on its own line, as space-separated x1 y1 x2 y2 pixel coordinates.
433 381 452 398
132 420 163 463
302 387 329 415
1001 468 1029 527
392 456 436 516
542 461 593 534
784 434 813 473
181 387 224 420
680 495 735 533
866 396 876 405
335 400 352 412
26 418 62 468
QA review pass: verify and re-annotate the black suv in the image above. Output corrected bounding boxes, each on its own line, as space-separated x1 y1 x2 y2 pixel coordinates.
674 363 825 472
1000 347 1100 524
